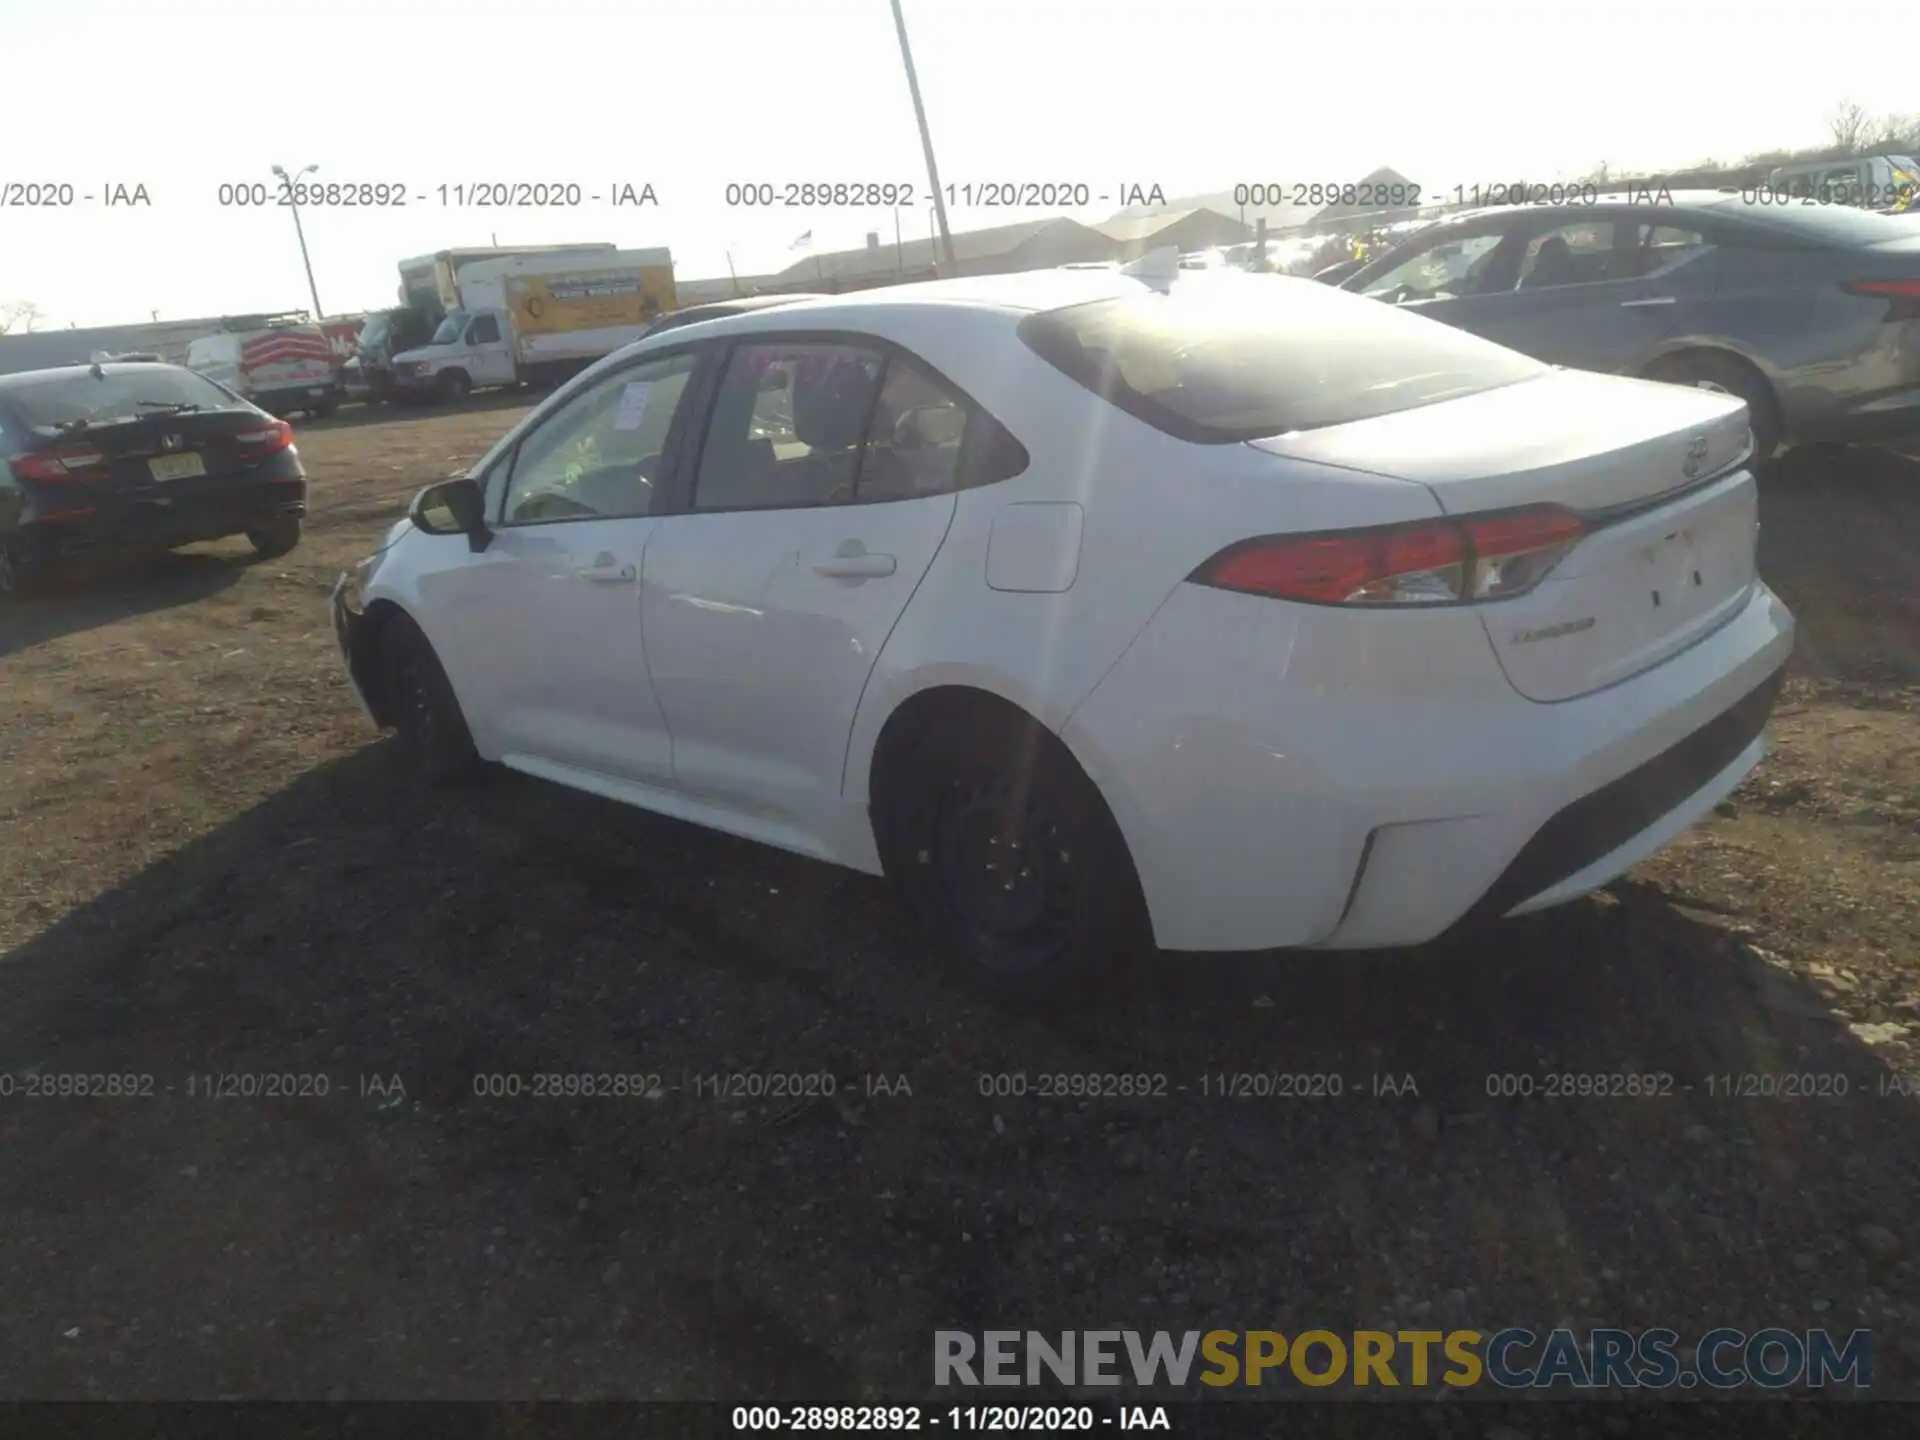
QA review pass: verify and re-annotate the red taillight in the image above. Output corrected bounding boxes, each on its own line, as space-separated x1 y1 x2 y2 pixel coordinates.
1842 278 1920 299
10 445 106 482
1194 507 1588 607
232 418 295 458
1204 522 1465 605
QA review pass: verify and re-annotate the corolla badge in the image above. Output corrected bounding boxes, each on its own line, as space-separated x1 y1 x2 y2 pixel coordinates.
1682 433 1710 479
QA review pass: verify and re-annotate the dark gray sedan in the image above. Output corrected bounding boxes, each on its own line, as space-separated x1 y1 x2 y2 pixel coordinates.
1339 192 1920 456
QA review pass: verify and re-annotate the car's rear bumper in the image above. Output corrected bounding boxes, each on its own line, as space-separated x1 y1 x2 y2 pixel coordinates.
1062 579 1795 953
252 382 340 411
11 480 308 570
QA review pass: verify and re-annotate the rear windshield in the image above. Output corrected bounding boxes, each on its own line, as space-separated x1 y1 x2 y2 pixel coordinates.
1017 276 1547 442
1 366 243 431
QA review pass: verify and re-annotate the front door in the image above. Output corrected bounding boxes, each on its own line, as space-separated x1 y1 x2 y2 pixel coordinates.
641 338 971 833
465 312 517 388
419 348 699 782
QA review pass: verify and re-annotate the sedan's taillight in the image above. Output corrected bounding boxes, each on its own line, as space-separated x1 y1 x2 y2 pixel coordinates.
9 444 107 482
232 418 296 460
1192 507 1589 607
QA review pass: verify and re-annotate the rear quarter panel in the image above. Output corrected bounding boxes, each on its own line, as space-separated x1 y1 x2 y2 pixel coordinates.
837 307 1443 803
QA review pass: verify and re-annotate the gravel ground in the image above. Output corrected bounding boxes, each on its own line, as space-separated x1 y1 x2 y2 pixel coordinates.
0 404 1916 1403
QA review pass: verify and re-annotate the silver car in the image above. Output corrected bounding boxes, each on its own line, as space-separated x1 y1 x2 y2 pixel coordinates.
1341 191 1920 456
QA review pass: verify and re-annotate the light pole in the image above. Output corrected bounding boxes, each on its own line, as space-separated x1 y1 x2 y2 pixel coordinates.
889 0 955 278
271 163 325 318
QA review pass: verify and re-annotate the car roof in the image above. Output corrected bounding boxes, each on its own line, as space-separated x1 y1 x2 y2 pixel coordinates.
587 268 1317 375
669 267 1181 327
0 360 196 388
1430 189 1744 228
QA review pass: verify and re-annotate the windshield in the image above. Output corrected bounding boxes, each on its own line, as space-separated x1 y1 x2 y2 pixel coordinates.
2 366 242 431
429 311 471 346
359 314 393 347
1018 274 1547 442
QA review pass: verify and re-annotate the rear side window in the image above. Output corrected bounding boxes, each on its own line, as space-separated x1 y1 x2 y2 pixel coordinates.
1018 276 1548 442
691 340 1027 511
0 366 245 431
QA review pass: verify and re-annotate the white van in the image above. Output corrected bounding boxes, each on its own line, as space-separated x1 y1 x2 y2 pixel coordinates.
186 315 341 418
1767 154 1919 212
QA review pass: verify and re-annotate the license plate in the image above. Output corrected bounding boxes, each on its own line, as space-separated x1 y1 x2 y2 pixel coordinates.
149 452 206 482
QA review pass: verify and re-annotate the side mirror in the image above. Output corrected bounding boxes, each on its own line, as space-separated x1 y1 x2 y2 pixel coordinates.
409 476 492 553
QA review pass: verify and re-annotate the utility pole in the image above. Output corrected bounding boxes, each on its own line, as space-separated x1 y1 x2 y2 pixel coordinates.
889 0 955 277
271 163 324 318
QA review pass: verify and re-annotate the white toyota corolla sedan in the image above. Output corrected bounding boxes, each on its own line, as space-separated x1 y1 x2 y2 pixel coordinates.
332 265 1793 995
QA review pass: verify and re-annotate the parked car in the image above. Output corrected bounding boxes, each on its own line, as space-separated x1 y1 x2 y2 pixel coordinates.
1313 256 1368 285
1339 192 1920 456
354 307 440 401
1767 154 1919 212
332 268 1791 996
186 315 340 419
0 361 305 597
635 294 826 339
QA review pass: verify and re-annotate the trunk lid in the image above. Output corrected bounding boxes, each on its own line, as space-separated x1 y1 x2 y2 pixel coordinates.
39 410 288 493
1250 368 1760 702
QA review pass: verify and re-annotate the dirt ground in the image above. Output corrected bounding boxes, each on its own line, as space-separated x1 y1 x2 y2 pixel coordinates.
0 402 1917 1402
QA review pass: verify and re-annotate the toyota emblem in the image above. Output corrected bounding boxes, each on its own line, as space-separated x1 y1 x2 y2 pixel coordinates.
1682 434 1709 479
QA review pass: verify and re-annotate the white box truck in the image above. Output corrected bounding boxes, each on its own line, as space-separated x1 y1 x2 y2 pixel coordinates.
390 248 675 401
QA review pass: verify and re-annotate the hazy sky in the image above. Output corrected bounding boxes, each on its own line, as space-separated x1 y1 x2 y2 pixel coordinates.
0 0 1909 328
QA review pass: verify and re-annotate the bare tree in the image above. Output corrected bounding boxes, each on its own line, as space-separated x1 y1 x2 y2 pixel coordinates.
1829 100 1872 154
1874 111 1920 152
0 299 47 336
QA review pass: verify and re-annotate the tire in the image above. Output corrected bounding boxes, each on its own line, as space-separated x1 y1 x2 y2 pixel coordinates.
381 614 482 786
0 540 29 601
435 370 472 404
881 711 1149 999
1643 351 1782 462
246 517 302 558
310 401 338 420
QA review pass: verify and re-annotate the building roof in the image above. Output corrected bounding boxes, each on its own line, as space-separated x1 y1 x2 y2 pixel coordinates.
772 217 1109 285
1307 167 1423 224
0 315 246 375
1092 208 1247 244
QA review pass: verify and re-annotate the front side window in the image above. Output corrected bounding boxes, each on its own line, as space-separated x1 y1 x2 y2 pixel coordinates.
1360 232 1506 302
498 352 696 524
469 315 501 344
1019 274 1548 442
